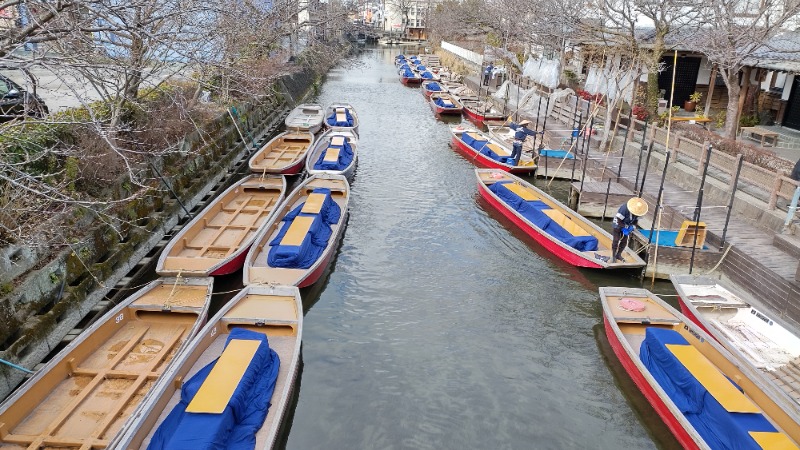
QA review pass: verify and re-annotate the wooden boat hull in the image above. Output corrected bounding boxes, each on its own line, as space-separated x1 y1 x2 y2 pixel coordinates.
305 129 358 182
157 175 287 277
0 277 214 449
600 286 800 450
462 104 506 126
324 103 359 135
285 103 324 134
429 94 463 116
451 128 535 174
400 76 422 85
249 131 315 174
421 81 447 99
111 284 302 449
476 169 645 268
243 174 350 287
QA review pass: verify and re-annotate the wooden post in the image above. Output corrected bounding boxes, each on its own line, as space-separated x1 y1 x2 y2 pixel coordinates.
690 144 714 273
728 154 743 192
721 155 744 249
698 140 709 175
769 170 785 210
704 65 717 118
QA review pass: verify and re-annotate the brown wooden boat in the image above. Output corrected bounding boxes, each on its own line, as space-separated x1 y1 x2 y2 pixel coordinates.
156 175 286 277
244 174 349 288
249 131 315 175
0 277 213 449
110 284 302 449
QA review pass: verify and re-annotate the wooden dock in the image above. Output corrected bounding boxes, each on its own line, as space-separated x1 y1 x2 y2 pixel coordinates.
569 180 635 219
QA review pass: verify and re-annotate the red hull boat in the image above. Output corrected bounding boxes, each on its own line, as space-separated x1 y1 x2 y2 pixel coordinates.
451 127 536 174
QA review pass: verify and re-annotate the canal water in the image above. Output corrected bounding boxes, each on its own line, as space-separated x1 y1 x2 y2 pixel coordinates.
284 48 678 449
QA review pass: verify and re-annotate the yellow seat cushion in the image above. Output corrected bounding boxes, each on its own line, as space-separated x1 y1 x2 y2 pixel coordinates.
323 148 340 163
543 209 591 236
666 344 761 413
505 183 538 201
486 143 509 156
280 216 315 246
301 193 327 214
336 112 347 123
185 339 262 414
749 432 799 450
466 132 484 142
330 136 346 146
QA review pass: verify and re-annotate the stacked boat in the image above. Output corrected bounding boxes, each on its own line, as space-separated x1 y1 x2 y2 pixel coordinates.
0 101 358 449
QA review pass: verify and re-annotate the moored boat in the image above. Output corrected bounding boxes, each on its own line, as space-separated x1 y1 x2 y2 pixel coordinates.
600 286 800 449
400 71 423 86
110 284 302 450
671 274 800 406
476 169 645 268
249 130 315 175
156 175 287 277
451 126 536 174
0 277 214 449
429 92 463 115
421 80 447 99
324 103 359 135
285 103 324 133
244 174 350 288
459 97 506 126
305 129 358 181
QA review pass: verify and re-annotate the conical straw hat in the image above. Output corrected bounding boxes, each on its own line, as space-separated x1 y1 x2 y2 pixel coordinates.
627 197 649 216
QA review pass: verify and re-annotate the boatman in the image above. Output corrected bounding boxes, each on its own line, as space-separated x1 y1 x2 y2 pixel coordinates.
611 197 649 263
483 63 494 86
508 119 536 165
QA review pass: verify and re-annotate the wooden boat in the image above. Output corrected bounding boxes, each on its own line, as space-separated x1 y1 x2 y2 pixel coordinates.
459 96 507 126
671 274 800 405
0 277 214 448
249 130 315 175
244 174 349 288
157 175 286 277
600 286 800 450
451 126 536 174
421 80 448 99
429 92 463 115
284 103 324 134
476 169 645 268
324 103 359 135
110 284 302 450
305 129 358 181
399 68 423 86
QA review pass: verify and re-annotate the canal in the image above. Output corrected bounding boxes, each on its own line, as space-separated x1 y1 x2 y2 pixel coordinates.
284 48 679 449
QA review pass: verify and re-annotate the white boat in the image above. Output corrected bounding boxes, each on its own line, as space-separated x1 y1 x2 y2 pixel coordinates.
285 103 324 134
671 274 800 406
111 284 302 449
305 129 358 181
324 103 359 135
0 277 214 448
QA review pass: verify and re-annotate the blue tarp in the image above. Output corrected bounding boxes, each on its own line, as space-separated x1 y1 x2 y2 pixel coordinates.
434 97 456 108
540 149 575 159
640 327 776 450
458 132 518 165
326 109 354 127
267 188 341 269
639 230 708 249
424 82 443 92
313 139 354 171
147 329 280 450
489 182 599 252
416 65 426 71
421 71 434 79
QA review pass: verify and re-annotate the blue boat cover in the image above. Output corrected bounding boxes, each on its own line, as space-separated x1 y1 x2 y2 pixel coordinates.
267 188 341 268
424 82 443 92
147 329 280 450
416 65 426 71
313 138 354 171
460 132 516 165
421 71 435 79
489 182 599 252
396 54 405 59
434 97 456 108
326 108 354 127
540 149 575 159
638 230 709 249
640 327 776 450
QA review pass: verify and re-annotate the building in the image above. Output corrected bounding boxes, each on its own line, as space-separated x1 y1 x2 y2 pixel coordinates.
382 0 437 39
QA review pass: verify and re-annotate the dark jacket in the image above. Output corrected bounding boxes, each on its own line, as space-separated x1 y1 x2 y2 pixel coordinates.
509 122 537 141
792 158 800 181
613 203 639 229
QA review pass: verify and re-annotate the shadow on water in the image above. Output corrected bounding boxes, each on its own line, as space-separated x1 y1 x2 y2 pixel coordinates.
594 324 682 450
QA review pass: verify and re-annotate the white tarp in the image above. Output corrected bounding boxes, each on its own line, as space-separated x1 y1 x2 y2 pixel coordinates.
522 56 560 89
584 63 636 104
491 81 574 120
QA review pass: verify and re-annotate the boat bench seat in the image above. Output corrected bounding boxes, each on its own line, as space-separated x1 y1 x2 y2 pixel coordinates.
280 216 315 246
543 209 591 237
186 339 261 414
487 143 509 156
504 183 538 201
302 193 327 214
330 136 346 147
163 256 219 271
323 148 341 163
336 112 347 123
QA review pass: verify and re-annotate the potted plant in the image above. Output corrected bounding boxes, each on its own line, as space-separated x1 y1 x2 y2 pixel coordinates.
684 91 702 112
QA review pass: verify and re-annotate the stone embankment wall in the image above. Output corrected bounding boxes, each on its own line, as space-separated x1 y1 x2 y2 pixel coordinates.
0 69 321 398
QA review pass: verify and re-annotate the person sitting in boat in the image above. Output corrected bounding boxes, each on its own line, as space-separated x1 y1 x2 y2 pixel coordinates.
508 120 536 165
611 197 648 263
